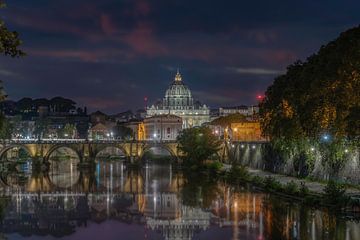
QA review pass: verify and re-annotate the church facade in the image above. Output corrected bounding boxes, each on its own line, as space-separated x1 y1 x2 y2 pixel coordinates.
146 70 210 128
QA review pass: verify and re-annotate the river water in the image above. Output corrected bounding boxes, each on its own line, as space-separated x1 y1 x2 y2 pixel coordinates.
0 159 359 240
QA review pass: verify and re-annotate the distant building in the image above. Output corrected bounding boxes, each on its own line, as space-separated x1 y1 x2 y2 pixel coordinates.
230 121 264 141
124 120 145 140
219 105 259 117
90 111 107 125
143 114 182 141
147 70 210 128
135 109 147 120
111 110 135 123
88 123 110 140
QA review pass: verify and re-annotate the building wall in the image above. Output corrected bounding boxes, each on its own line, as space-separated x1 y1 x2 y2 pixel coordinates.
147 109 209 129
144 115 182 141
219 106 259 117
230 122 264 141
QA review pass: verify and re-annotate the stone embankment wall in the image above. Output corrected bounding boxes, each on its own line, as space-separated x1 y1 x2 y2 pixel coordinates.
231 144 360 184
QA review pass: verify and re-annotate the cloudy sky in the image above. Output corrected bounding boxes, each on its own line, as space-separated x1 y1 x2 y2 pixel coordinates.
0 0 359 113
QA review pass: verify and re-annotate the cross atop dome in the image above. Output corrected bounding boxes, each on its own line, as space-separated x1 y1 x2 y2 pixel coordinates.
174 68 182 82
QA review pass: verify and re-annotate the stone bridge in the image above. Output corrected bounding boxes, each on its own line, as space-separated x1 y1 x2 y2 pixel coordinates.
0 139 268 165
0 139 183 164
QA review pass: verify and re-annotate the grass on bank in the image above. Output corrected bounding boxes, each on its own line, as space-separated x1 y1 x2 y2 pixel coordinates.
222 164 358 210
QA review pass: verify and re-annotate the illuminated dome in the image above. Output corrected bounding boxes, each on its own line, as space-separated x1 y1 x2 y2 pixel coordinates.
146 69 210 128
163 70 194 110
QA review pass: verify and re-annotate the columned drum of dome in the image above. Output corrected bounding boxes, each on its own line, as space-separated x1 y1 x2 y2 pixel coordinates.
147 70 210 128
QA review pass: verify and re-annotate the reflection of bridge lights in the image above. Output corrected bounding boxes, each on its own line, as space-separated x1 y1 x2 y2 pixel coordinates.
231 144 235 148
241 145 244 148
252 145 256 149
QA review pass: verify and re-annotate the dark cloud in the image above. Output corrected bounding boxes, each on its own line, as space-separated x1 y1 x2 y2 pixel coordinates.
1 0 360 113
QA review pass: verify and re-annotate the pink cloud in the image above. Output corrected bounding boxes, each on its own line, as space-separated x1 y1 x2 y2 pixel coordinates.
122 22 167 56
100 14 117 36
134 0 151 16
247 29 278 44
27 48 133 62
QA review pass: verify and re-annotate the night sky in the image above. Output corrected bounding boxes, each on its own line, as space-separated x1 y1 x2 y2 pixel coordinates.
1 0 359 113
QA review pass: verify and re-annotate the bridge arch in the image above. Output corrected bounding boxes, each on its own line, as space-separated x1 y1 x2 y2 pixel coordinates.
0 145 34 161
94 145 130 159
44 145 82 162
139 143 178 161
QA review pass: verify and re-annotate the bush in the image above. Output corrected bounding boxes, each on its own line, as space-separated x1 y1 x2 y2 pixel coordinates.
323 180 349 207
284 181 299 195
251 176 264 186
263 176 283 192
206 161 223 172
225 165 250 184
299 182 310 196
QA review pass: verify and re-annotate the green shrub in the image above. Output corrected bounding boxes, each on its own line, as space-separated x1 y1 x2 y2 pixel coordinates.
225 165 250 183
323 180 349 207
251 176 264 186
206 161 223 172
284 181 299 195
299 182 310 196
263 176 283 191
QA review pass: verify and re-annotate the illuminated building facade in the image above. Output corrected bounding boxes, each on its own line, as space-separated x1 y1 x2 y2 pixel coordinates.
143 114 182 140
230 122 264 141
146 70 210 128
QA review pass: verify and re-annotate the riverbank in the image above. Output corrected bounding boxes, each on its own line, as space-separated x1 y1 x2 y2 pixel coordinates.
221 164 360 211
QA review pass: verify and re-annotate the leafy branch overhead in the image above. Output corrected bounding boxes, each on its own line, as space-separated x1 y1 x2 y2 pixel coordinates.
260 25 360 142
0 1 25 57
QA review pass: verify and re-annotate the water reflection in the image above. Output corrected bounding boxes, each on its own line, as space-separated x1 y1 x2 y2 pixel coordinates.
0 159 359 240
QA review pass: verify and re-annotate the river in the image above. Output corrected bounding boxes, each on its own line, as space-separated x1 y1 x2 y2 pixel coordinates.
0 158 359 240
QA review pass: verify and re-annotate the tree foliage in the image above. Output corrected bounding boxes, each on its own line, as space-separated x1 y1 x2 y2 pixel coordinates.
177 126 221 165
0 1 24 57
0 113 12 139
260 26 360 141
260 26 360 176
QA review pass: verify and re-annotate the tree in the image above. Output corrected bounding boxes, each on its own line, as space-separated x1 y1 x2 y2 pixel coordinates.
260 26 360 141
112 124 133 140
60 123 76 138
0 113 12 139
0 1 24 57
177 126 221 166
259 25 360 177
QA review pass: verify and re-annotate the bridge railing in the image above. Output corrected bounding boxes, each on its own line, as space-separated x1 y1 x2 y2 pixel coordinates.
1 139 178 144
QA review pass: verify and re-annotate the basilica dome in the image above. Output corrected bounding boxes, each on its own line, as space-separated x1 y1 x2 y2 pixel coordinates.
165 71 192 98
163 70 194 109
146 70 210 128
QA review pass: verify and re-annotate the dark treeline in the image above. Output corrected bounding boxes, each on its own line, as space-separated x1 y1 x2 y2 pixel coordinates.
259 25 360 179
